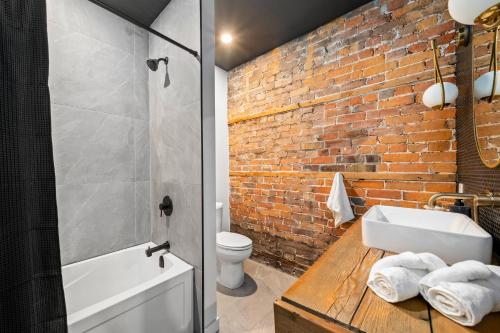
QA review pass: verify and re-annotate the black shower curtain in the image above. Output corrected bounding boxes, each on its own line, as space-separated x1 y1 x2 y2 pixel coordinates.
0 0 67 332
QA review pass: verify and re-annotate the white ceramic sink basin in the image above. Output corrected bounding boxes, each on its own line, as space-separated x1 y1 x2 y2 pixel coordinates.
362 205 492 264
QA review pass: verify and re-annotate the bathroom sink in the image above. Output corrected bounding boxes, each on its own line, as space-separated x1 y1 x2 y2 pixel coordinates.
362 205 492 264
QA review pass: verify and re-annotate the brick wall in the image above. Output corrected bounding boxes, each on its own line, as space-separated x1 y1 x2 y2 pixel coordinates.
228 0 458 275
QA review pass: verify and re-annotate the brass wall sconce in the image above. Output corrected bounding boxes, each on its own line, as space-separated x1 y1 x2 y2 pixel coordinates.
474 27 500 102
449 0 500 29
450 0 500 103
456 25 472 47
422 39 459 110
449 0 500 168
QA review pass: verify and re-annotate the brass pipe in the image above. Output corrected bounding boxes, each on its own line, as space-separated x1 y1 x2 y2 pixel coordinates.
427 192 500 224
427 193 479 221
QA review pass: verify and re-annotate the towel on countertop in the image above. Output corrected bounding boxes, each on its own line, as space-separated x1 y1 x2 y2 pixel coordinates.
327 173 354 227
419 261 500 326
367 252 447 303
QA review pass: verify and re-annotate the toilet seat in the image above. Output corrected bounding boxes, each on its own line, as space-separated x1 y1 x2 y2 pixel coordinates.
216 232 252 251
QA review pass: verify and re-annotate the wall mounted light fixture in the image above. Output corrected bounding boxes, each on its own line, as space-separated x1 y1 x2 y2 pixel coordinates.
449 0 500 103
423 39 459 109
449 0 500 30
474 27 500 101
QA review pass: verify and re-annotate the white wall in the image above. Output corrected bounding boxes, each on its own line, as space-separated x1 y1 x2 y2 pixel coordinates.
215 67 230 232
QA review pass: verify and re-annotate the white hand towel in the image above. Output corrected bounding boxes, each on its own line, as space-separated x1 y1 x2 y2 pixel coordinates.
367 252 447 303
327 173 354 227
419 261 500 326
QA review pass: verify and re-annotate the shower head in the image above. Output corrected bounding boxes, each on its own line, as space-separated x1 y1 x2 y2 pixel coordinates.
147 57 170 87
146 59 159 71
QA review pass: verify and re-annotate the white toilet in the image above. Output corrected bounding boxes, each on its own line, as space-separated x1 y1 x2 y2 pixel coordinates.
216 202 252 289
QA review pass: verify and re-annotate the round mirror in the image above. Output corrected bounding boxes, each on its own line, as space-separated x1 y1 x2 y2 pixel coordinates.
473 26 500 168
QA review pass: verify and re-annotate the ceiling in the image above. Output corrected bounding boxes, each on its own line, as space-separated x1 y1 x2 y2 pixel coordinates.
91 0 172 26
91 0 372 70
215 0 372 70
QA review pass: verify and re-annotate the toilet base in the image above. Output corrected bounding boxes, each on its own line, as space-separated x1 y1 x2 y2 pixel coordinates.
218 261 244 289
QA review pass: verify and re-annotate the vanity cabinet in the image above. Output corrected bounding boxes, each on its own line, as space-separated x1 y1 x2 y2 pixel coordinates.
274 220 500 333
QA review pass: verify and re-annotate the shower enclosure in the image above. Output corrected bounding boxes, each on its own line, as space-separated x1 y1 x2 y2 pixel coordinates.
46 0 215 331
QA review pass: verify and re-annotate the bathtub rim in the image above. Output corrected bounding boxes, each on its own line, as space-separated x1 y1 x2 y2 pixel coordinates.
63 242 193 330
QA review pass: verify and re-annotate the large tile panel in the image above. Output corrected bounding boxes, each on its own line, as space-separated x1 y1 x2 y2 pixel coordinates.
134 28 150 121
150 100 202 186
52 104 134 185
48 22 136 119
134 119 150 182
46 0 134 53
135 181 151 244
152 182 202 270
57 182 136 265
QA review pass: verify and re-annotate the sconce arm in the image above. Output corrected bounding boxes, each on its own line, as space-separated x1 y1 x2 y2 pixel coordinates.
431 39 446 110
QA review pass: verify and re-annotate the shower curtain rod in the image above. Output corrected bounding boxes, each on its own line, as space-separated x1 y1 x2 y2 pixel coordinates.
88 0 200 59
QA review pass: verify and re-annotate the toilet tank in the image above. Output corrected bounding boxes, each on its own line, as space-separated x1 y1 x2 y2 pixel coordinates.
216 202 223 234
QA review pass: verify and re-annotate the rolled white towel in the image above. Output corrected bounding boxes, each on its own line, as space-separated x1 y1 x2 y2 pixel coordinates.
367 252 447 303
419 261 500 326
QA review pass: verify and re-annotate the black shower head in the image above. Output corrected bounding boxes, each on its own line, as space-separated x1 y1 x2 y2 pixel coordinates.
146 59 159 71
147 57 170 87
147 57 168 71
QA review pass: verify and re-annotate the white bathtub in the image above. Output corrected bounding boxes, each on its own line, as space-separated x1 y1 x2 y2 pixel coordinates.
63 243 193 333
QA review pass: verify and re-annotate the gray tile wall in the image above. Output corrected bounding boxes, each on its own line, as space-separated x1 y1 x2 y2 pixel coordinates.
149 0 203 331
47 0 151 265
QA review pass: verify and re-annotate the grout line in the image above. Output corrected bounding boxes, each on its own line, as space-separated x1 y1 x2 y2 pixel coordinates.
56 180 149 187
51 102 148 122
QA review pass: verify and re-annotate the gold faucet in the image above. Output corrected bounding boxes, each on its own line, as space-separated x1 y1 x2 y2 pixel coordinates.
427 192 500 223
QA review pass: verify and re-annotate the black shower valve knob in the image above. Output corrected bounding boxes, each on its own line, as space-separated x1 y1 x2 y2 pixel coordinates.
159 196 173 217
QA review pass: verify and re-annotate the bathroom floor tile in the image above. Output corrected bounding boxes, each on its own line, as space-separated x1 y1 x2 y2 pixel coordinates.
217 260 297 333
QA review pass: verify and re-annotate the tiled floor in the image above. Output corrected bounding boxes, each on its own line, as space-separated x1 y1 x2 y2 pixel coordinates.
217 259 297 333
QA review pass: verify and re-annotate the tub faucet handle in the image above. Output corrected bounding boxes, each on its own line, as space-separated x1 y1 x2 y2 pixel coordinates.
159 196 173 217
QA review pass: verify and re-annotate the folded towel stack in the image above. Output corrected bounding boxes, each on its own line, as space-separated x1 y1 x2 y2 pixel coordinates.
367 252 447 303
419 261 500 326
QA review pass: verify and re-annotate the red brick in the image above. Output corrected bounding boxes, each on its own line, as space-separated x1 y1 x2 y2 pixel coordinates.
227 0 457 276
367 189 402 200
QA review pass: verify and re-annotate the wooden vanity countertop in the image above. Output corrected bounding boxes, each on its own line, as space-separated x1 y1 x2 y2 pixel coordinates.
274 219 500 333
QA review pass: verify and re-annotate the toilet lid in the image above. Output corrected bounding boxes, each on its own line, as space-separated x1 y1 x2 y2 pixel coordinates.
217 232 252 250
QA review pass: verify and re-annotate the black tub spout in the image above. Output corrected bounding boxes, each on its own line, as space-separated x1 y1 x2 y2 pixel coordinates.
145 241 170 257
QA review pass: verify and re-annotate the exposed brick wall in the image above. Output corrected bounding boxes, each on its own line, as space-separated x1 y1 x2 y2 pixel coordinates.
228 0 458 275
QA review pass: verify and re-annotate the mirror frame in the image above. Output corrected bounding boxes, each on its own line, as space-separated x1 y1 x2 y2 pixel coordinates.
472 26 500 169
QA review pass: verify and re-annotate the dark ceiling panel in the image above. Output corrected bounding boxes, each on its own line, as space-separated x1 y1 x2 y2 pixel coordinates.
90 0 372 71
215 0 372 71
93 0 172 26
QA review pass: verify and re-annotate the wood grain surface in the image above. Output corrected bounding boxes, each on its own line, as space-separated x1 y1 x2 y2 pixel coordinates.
275 219 500 332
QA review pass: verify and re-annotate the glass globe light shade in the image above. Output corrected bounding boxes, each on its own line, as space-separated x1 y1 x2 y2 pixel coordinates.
474 70 500 100
448 0 500 26
423 82 459 109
